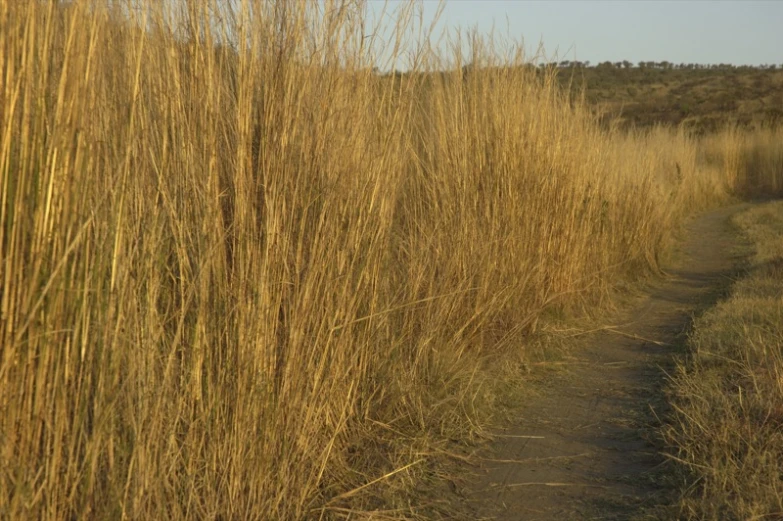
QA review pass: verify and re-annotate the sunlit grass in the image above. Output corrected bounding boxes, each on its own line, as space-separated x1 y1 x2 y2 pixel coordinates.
1 1 781 519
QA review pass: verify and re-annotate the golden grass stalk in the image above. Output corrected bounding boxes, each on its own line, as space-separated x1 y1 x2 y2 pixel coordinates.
0 1 780 519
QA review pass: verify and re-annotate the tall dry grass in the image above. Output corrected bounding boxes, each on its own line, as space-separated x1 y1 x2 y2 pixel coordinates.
696 125 783 198
0 1 780 519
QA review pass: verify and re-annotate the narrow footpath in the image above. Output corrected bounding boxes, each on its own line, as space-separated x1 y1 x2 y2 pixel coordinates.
466 204 748 520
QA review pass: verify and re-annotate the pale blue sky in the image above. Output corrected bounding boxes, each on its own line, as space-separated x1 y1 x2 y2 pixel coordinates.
367 1 783 68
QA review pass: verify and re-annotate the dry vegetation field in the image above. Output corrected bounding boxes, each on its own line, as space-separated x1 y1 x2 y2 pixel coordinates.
1 1 782 519
664 201 783 520
553 62 783 131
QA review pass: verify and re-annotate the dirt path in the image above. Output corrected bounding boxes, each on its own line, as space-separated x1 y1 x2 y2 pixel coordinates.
464 204 749 520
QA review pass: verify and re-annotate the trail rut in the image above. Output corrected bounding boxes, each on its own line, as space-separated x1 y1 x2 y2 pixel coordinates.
465 204 748 520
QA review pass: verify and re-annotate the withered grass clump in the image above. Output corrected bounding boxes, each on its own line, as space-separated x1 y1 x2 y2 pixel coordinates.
0 1 779 519
664 202 783 520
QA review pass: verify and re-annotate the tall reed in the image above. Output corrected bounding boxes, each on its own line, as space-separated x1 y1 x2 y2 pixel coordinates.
1 1 779 519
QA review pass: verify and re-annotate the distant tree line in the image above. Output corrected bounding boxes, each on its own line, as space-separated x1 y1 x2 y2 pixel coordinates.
379 61 782 78
545 61 780 71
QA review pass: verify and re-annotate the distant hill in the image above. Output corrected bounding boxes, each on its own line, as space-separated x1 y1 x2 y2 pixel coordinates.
550 62 783 132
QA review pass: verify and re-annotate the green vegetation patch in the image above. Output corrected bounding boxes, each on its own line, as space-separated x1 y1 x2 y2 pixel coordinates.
664 201 783 520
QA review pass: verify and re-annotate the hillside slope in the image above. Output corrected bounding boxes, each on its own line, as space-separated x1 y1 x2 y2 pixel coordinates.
552 63 783 131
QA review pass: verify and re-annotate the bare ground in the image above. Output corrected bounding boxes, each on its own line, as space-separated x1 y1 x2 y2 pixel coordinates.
462 204 749 520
